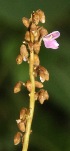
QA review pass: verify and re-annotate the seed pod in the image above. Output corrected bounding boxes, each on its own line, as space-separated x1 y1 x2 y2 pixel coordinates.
37 9 45 23
35 81 43 88
33 42 41 54
25 80 43 92
14 132 22 145
25 81 32 92
34 54 40 67
25 31 30 41
18 121 26 132
40 27 48 37
22 17 30 28
38 66 49 82
32 12 40 25
14 82 22 93
20 108 29 120
38 89 49 104
20 44 29 61
16 54 23 64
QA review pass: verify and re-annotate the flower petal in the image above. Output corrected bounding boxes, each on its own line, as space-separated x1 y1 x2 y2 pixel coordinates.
43 38 59 49
44 31 60 40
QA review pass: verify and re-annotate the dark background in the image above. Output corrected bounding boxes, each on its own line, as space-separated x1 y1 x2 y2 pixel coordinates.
0 0 70 151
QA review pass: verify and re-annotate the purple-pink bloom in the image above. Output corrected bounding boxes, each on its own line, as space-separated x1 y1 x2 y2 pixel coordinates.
42 31 60 49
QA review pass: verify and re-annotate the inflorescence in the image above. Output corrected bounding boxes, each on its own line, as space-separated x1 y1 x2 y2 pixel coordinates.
13 9 60 148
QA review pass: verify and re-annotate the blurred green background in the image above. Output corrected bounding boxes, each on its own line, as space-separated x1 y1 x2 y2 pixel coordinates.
0 0 70 151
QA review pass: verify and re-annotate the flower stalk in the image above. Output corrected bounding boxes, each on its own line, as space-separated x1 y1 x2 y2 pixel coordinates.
14 9 60 151
22 50 35 151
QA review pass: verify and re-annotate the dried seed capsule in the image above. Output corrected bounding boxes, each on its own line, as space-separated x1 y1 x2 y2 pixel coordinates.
25 80 43 92
14 82 22 93
38 89 49 104
22 17 30 28
35 81 43 88
25 31 30 41
32 12 40 25
37 9 45 23
20 44 29 61
40 27 48 37
33 42 41 54
20 108 29 120
18 121 26 132
25 81 32 92
16 54 23 64
14 132 22 145
38 66 49 82
34 54 40 67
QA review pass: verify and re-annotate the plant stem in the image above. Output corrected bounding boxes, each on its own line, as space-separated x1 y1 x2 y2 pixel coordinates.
22 50 35 151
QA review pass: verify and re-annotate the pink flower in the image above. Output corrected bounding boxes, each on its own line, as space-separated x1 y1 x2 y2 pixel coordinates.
42 31 60 49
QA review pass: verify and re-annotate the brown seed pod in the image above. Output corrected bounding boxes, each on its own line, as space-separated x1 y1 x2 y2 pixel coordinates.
37 9 45 23
20 44 29 61
25 80 43 92
14 132 22 145
25 80 32 92
36 66 49 82
40 27 48 37
25 31 30 41
16 54 23 64
38 89 49 104
14 82 22 93
35 81 43 88
20 108 29 120
22 17 30 28
18 121 26 132
32 12 40 25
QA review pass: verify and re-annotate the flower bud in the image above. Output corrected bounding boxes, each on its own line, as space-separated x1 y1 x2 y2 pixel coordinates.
20 44 29 61
40 27 48 37
37 9 45 23
32 12 40 25
16 54 23 64
14 82 22 93
25 31 30 41
22 17 30 28
14 132 22 145
33 42 41 54
38 89 49 104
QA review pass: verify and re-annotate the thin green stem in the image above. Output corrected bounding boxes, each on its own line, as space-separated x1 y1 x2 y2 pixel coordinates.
22 50 35 151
